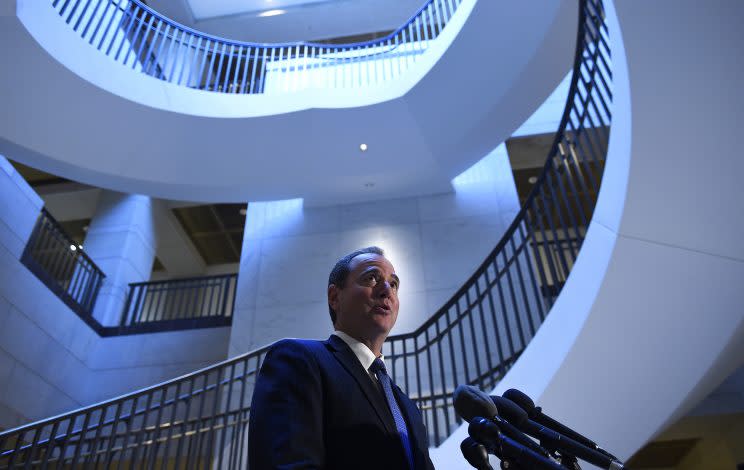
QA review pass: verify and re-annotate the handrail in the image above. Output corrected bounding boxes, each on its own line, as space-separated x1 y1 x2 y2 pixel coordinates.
51 0 466 93
0 0 611 466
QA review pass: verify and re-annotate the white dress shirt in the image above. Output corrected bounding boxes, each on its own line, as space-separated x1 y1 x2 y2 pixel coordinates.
333 330 386 382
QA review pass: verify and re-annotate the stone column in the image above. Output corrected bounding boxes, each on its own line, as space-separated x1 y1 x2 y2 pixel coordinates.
84 191 156 326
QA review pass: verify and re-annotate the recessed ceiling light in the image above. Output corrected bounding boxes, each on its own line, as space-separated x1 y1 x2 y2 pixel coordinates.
359 143 368 152
70 244 77 251
239 208 247 216
259 9 286 17
528 176 538 184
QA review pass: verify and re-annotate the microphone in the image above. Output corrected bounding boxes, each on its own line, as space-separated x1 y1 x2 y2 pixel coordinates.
453 385 549 458
503 388 619 461
492 395 625 470
468 418 568 470
460 437 493 470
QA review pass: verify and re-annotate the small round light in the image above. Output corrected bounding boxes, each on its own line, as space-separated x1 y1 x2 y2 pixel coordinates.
528 176 538 184
78 245 83 250
259 9 286 17
239 208 247 216
359 143 368 152
70 245 77 251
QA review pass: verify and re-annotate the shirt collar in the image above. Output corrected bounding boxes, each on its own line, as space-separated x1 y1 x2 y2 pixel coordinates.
333 330 385 372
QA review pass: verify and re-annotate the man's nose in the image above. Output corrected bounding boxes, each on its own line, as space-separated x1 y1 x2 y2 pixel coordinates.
376 280 393 296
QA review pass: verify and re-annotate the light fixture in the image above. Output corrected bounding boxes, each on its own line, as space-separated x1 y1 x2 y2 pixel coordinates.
70 244 77 251
259 9 286 17
528 176 538 184
239 208 247 216
78 245 83 250
359 143 368 152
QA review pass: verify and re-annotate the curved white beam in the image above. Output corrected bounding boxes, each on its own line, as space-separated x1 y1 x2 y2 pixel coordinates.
0 0 575 203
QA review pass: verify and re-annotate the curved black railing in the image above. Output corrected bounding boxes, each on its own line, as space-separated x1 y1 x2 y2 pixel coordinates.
0 0 611 465
20 208 238 336
116 274 237 334
53 0 465 94
21 208 106 324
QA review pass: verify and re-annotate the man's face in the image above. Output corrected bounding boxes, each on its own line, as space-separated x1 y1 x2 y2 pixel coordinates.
329 253 400 339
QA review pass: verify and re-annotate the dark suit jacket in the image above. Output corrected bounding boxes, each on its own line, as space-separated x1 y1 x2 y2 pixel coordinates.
248 335 435 470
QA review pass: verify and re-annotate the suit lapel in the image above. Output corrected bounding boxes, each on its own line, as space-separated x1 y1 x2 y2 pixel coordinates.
325 335 396 434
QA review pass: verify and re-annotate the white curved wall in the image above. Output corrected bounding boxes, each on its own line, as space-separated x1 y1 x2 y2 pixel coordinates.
0 0 575 203
432 0 744 467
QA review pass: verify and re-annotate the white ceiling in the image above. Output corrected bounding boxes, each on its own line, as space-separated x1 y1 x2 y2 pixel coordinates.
146 0 425 42
185 0 338 21
1 0 577 205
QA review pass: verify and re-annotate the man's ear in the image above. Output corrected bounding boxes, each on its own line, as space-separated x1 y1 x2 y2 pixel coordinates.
328 284 339 313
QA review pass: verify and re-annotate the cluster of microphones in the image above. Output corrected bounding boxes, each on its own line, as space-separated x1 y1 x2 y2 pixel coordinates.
453 385 625 470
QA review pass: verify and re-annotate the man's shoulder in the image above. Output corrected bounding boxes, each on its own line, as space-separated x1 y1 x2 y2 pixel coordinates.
268 337 330 358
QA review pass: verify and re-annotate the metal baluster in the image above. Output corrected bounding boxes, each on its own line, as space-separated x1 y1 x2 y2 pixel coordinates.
473 277 495 387
492 259 516 359
203 368 223 468
68 411 93 468
216 363 237 469
173 376 198 468
531 179 565 297
113 5 140 62
249 46 260 94
128 392 155 469
214 42 229 93
239 47 251 94
160 381 183 469
204 40 220 91
130 12 155 69
89 0 114 47
72 0 94 31
81 0 104 41
424 328 438 441
212 42 227 91
453 300 470 385
101 0 128 53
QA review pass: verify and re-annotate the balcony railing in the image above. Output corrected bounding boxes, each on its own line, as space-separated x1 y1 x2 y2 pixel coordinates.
20 208 105 326
0 0 611 465
52 0 465 94
114 274 237 334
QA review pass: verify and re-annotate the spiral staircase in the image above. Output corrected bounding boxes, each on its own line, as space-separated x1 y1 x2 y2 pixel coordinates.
1 0 743 468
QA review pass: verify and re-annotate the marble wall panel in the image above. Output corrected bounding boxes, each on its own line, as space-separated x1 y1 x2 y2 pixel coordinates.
4 363 79 422
338 197 420 229
250 300 331 348
420 214 507 291
256 232 340 309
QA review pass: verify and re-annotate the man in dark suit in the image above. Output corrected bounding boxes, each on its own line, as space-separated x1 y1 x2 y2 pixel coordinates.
249 246 435 469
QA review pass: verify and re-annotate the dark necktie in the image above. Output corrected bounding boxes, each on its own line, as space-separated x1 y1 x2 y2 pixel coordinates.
371 358 415 470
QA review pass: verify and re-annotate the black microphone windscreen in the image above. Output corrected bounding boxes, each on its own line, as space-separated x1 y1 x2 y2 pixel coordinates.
491 396 529 427
460 437 493 470
503 388 538 419
454 385 499 422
